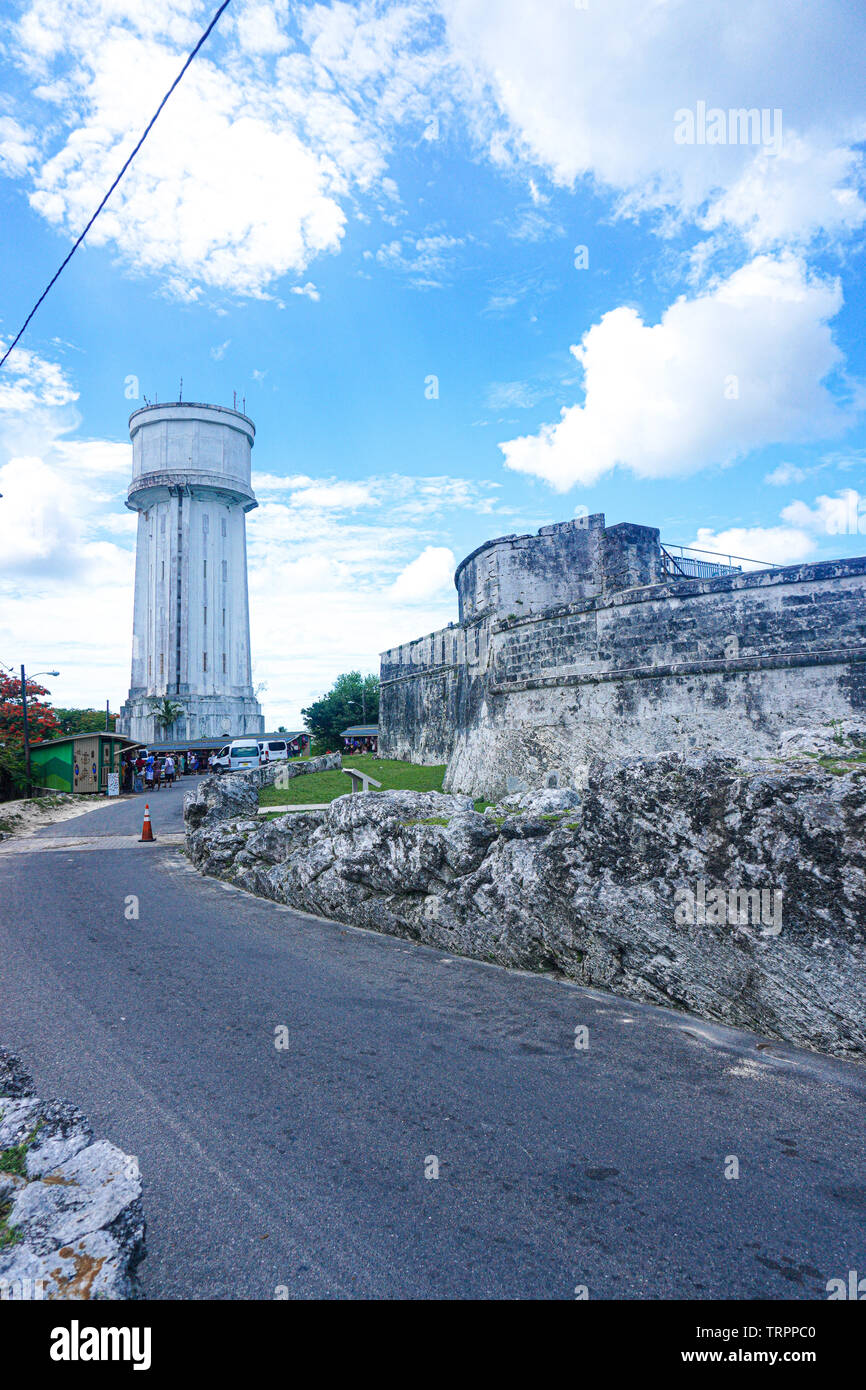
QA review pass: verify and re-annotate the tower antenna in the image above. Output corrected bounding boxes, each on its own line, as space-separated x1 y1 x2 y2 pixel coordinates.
233 390 237 409
178 377 183 402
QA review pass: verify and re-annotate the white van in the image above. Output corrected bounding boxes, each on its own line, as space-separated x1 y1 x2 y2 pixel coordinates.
227 739 261 772
210 745 231 773
258 738 289 763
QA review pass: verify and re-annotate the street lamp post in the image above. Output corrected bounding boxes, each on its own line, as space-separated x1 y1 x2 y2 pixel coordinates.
20 665 31 798
18 665 60 798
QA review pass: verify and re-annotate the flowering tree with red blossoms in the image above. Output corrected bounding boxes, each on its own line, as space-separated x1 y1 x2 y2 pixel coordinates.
0 673 61 794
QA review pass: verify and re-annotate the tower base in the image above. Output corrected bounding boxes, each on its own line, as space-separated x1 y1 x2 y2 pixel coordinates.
117 693 264 746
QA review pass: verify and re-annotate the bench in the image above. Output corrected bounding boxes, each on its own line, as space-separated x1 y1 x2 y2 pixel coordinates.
342 767 382 795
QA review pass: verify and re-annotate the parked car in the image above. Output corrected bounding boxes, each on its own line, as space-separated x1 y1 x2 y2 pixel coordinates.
210 745 231 773
226 739 261 772
258 739 289 763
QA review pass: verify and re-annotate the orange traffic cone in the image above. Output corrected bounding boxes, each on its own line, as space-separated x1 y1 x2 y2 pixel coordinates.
139 803 156 842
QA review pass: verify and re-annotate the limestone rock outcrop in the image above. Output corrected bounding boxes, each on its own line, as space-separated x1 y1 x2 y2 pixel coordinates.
0 1049 144 1300
184 743 866 1062
183 752 342 831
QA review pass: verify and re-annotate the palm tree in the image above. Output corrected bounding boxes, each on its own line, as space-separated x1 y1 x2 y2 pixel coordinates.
149 696 185 737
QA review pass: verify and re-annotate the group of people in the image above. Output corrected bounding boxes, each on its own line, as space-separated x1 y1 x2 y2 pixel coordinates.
121 750 202 793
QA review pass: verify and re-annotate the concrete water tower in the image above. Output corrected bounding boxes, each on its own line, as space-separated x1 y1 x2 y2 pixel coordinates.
117 401 264 744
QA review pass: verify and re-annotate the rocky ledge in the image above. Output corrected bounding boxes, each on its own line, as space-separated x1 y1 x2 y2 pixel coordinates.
0 1049 144 1300
183 751 342 832
184 733 866 1062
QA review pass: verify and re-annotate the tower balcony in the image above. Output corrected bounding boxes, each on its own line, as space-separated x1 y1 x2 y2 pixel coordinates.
125 468 258 513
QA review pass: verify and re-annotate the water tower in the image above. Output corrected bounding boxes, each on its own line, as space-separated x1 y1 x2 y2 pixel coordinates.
117 401 264 744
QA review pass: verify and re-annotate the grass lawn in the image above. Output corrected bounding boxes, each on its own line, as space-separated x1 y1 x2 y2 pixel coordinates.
258 754 446 808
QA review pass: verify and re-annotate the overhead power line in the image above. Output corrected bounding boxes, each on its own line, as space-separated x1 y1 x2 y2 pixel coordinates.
0 0 233 373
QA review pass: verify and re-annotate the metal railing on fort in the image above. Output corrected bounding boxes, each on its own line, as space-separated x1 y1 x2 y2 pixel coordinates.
660 544 778 580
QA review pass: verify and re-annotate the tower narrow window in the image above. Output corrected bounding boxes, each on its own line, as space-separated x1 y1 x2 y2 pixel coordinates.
160 652 164 676
221 517 227 538
203 605 207 627
203 559 207 578
203 651 208 672
161 560 165 581
222 607 226 627
221 560 227 581
222 653 226 673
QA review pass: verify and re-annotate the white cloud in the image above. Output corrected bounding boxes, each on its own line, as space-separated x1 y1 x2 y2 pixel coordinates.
252 471 313 492
441 0 866 250
234 0 291 55
5 0 865 309
781 488 866 536
289 482 374 509
684 524 816 568
389 545 455 601
682 487 866 572
0 116 37 176
499 255 854 491
765 462 807 486
210 340 231 361
0 341 78 412
0 353 134 709
380 474 500 519
702 136 866 251
485 380 540 411
505 208 563 243
5 0 448 297
374 231 466 288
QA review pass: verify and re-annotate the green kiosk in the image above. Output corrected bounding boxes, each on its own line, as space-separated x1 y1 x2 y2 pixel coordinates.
28 732 140 795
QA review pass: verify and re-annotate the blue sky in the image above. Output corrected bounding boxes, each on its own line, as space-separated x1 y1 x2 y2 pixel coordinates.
1 0 865 727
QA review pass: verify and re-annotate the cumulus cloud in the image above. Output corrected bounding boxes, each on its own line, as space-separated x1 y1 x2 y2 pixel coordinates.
389 545 455 600
0 349 134 708
0 116 37 176
4 0 448 297
3 0 864 311
702 137 866 251
684 524 816 568
781 488 866 536
682 487 866 571
499 255 854 491
441 0 866 249
0 341 78 412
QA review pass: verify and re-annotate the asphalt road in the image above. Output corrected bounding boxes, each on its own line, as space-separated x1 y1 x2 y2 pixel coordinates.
0 788 864 1299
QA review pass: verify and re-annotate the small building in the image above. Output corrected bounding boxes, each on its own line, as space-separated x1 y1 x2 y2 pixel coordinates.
29 732 140 795
142 730 311 766
340 724 379 754
142 735 227 761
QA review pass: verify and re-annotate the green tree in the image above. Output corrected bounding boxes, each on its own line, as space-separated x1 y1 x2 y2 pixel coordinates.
149 696 185 736
52 708 117 735
301 672 379 750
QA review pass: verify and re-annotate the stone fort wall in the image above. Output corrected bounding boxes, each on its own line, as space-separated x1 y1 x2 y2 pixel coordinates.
379 515 866 799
